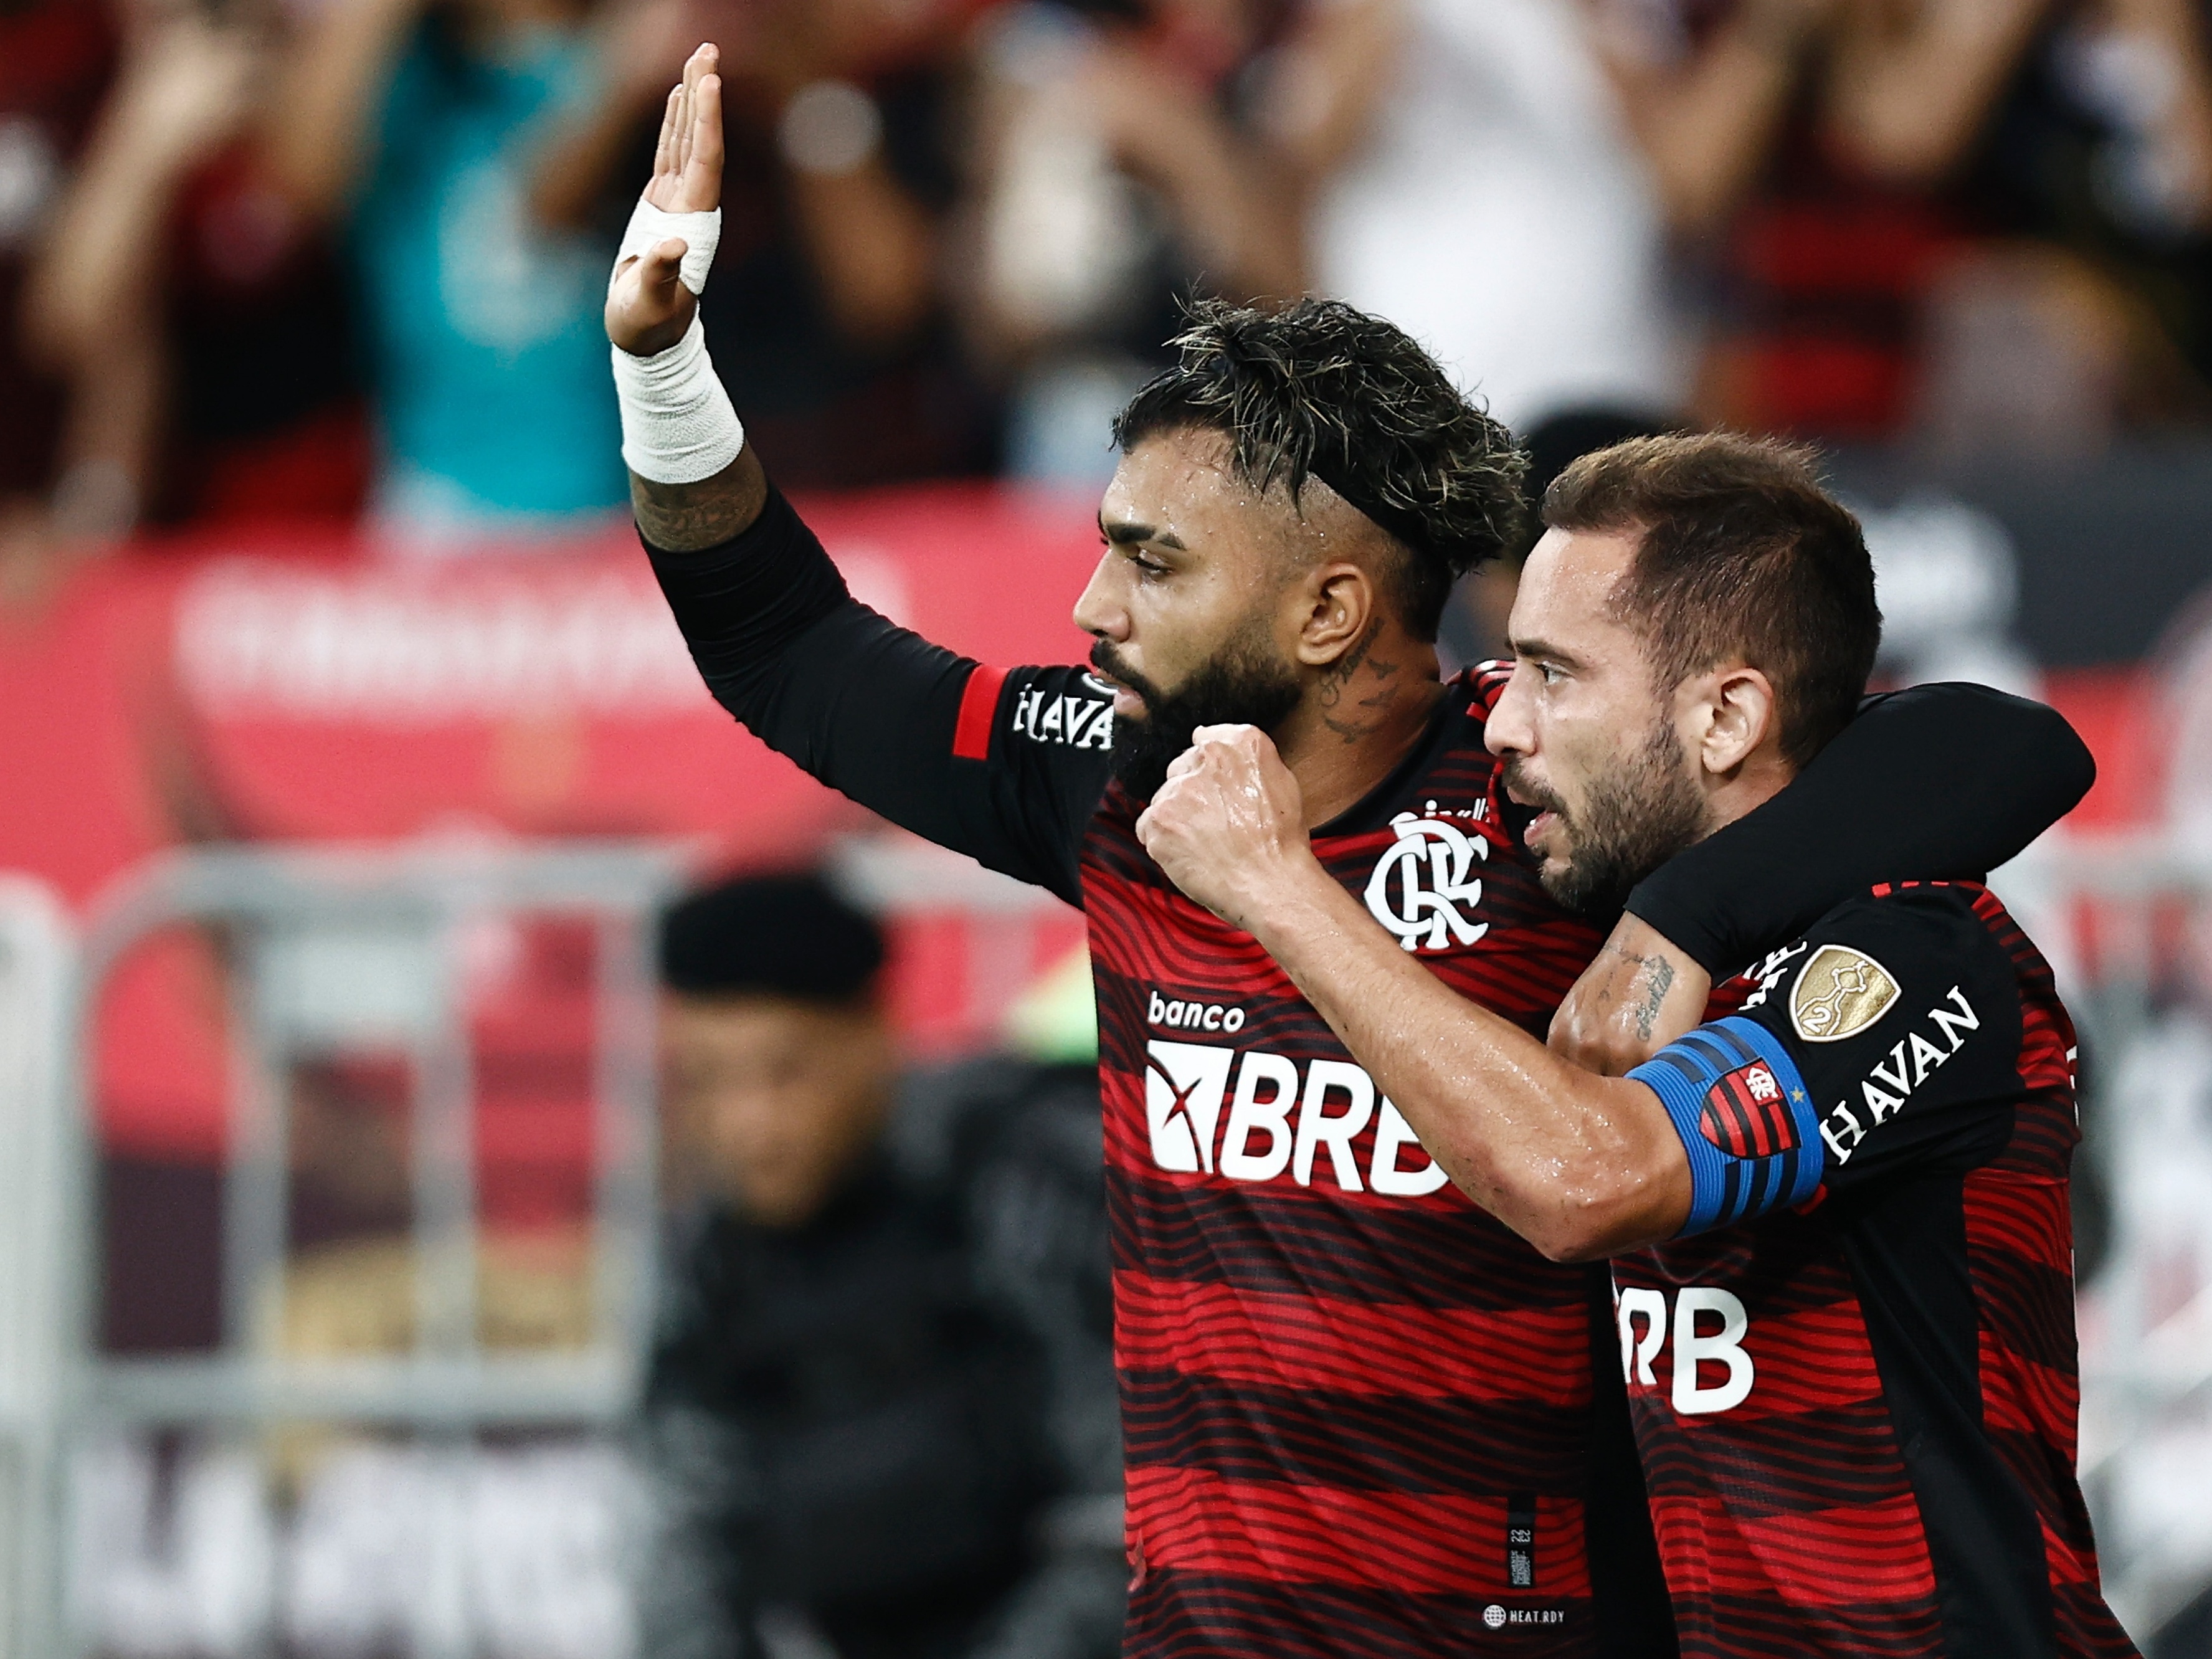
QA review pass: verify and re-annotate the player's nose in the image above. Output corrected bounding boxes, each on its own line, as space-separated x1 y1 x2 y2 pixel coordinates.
1485 662 1539 759
1071 553 1130 642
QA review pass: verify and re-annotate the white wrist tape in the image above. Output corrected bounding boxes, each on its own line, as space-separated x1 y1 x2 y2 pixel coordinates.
614 198 722 296
613 315 744 483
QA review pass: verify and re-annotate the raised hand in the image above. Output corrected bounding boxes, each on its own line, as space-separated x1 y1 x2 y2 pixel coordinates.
607 42 724 358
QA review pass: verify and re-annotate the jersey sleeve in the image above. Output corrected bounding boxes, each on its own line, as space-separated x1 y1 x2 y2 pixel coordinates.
1623 682 2096 976
1628 883 2026 1237
646 488 1114 906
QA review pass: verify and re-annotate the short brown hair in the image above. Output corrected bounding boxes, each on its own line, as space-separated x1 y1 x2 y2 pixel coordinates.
1542 433 1881 768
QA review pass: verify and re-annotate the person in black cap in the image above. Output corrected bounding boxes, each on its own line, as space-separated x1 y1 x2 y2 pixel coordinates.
640 870 1123 1659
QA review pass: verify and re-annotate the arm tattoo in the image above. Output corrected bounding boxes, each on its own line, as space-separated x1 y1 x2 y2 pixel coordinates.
630 447 769 553
1634 954 1676 1042
1598 939 1679 1042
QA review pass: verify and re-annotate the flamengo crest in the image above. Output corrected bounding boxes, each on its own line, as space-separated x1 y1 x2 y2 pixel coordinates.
1364 810 1489 952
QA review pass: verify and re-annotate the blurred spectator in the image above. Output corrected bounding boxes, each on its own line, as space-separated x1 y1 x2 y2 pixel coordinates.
1265 0 1828 439
270 0 629 540
24 0 370 543
642 872 1122 1659
967 0 1303 483
1917 0 2212 449
1690 0 2212 447
539 0 1000 491
0 0 117 590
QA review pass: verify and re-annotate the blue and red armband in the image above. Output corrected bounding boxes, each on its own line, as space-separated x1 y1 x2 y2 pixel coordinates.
1629 1017 1823 1236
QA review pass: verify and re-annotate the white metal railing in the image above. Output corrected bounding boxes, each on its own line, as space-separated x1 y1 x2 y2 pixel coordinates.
2015 834 2212 1640
0 878 74 1659
32 831 1071 1659
54 840 686 1659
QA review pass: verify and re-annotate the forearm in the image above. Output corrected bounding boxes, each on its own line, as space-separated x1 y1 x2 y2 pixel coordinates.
24 118 190 366
1257 0 1404 188
270 0 421 215
1247 858 1686 1259
643 482 1097 901
1127 113 1302 298
534 89 662 232
1626 682 2095 977
1616 18 1806 234
631 444 767 553
1823 0 2046 183
51 328 162 538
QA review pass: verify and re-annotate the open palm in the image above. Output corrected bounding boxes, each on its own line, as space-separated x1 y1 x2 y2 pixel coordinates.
606 42 724 357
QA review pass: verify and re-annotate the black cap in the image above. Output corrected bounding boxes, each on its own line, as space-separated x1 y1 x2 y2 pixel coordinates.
658 872 886 1003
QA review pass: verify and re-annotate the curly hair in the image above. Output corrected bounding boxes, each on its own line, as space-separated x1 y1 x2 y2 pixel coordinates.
1111 297 1527 642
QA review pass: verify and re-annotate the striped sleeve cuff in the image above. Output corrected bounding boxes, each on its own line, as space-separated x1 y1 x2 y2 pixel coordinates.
1629 1017 1825 1237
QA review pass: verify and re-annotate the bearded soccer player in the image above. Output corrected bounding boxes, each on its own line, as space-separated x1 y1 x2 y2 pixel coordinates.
1136 433 2132 1658
609 50 2093 1657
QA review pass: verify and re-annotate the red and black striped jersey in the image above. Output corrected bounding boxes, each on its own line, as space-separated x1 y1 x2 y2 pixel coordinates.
640 485 2104 1658
1617 882 2138 1659
1083 667 1649 1655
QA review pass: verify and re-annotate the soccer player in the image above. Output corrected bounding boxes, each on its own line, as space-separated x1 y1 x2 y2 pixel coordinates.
1134 434 2134 1657
607 49 2093 1656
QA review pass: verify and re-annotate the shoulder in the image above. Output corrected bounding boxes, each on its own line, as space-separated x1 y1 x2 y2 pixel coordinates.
1801 878 2010 980
1463 660 1514 721
1734 885 2026 1079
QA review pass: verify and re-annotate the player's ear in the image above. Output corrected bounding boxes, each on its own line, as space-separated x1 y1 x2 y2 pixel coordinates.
1294 563 1375 670
1697 664 1776 776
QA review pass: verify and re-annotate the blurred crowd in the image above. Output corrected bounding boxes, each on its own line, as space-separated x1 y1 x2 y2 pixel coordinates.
3 0 2211 579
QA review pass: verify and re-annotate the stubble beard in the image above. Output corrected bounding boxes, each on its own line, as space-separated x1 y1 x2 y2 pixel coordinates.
1507 718 1714 917
1094 620 1304 803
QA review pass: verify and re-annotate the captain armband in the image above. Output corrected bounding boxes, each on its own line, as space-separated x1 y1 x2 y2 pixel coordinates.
1628 1018 1823 1236
610 198 744 484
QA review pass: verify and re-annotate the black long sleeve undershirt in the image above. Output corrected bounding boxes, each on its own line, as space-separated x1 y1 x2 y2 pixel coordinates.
645 493 2095 958
647 488 1111 906
1627 682 2096 976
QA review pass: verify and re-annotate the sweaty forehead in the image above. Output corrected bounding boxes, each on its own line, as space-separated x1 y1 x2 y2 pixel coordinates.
1102 430 1377 571
1512 527 1645 655
1103 432 1261 537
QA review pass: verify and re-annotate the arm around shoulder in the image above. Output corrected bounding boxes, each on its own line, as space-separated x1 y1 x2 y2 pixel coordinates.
1627 681 2094 977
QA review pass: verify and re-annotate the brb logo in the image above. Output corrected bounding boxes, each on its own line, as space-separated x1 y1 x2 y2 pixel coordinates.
1144 1040 1448 1196
1616 1286 1755 1415
1364 810 1489 952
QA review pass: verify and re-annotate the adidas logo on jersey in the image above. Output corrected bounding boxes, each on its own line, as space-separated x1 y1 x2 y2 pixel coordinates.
1364 810 1490 953
1143 1039 1450 1197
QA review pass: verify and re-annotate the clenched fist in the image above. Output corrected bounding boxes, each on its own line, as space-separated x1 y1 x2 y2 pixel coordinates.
1134 725 1317 931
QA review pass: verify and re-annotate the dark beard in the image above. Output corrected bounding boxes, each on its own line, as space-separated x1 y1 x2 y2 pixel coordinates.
1506 719 1712 916
1094 629 1303 802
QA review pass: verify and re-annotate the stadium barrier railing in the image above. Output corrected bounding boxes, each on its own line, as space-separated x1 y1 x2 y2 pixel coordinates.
40 832 1071 1659
46 828 2212 1650
55 841 683 1659
2023 834 2212 1640
0 878 74 1659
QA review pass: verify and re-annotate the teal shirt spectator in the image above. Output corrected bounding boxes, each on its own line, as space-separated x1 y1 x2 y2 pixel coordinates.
354 25 625 529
